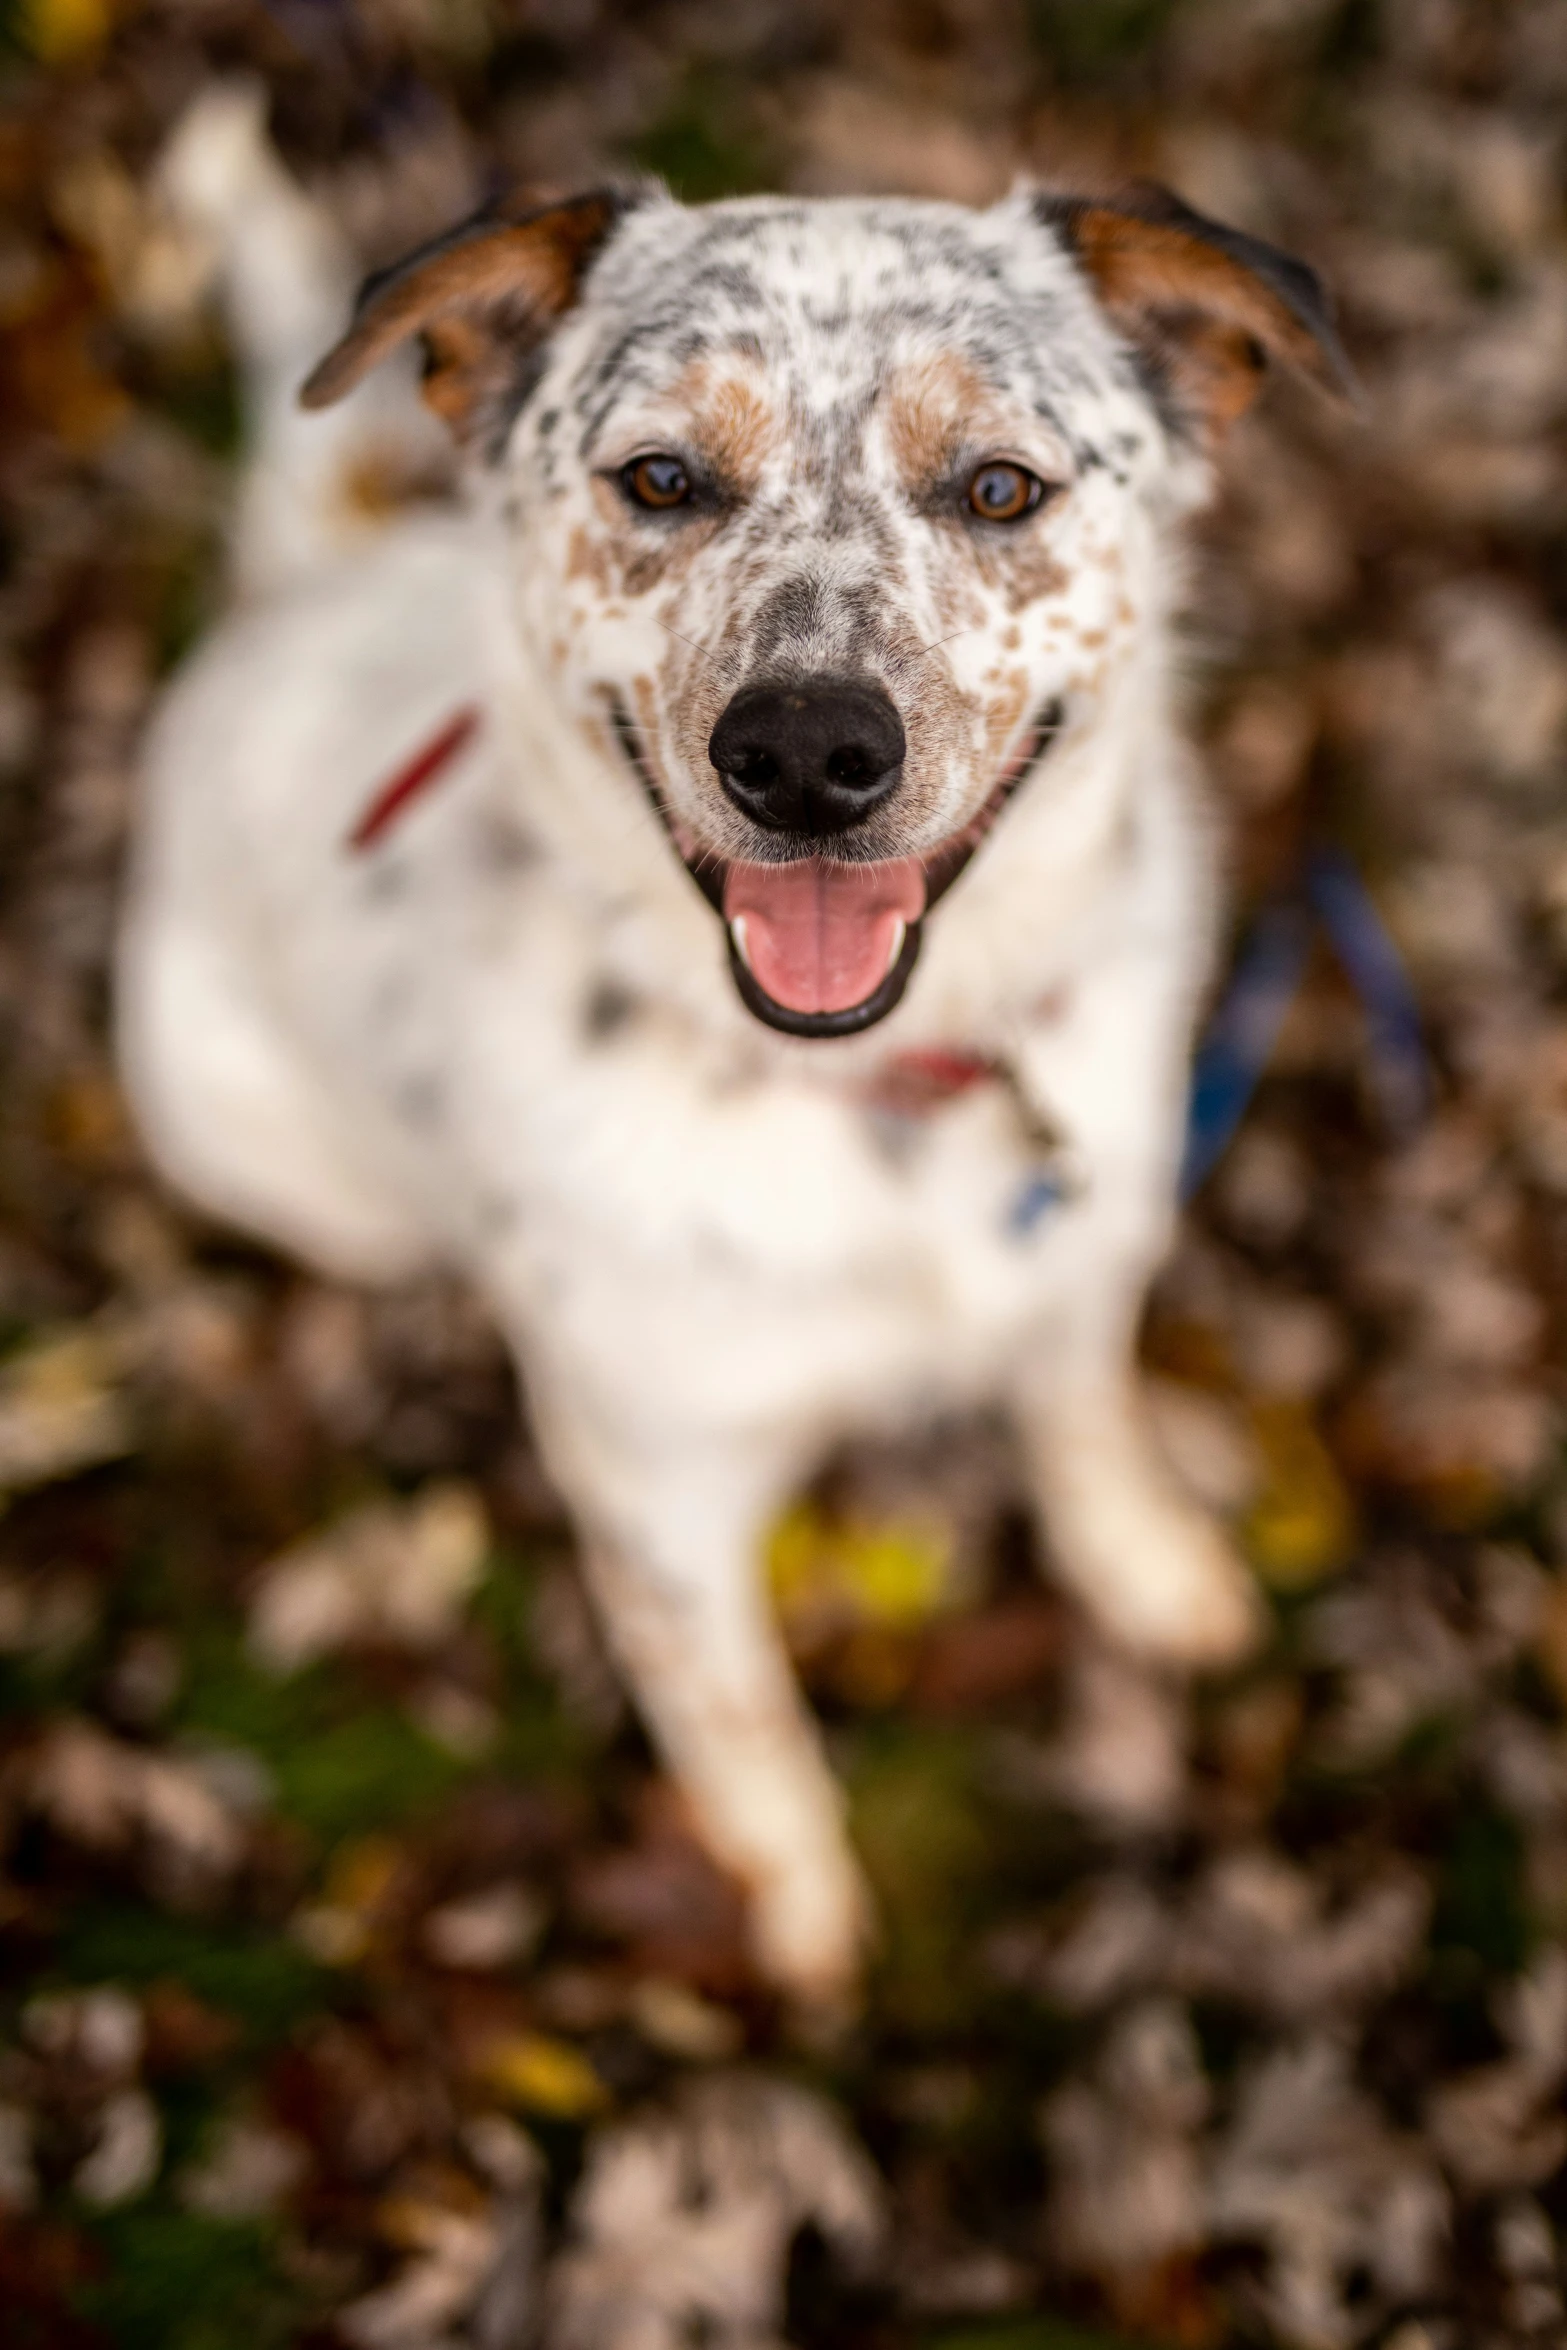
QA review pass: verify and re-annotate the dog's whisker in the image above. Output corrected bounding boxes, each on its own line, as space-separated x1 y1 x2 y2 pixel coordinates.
654 616 720 670
912 628 973 660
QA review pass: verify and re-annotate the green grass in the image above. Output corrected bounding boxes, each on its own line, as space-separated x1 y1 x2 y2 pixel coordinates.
629 72 773 202
173 1627 469 1843
75 2209 305 2350
1024 0 1183 81
52 1904 325 2048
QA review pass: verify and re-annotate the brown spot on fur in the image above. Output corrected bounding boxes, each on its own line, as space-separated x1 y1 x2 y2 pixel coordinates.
972 529 1068 615
620 540 678 597
566 523 614 594
667 357 778 493
984 671 1030 765
885 352 1002 493
630 673 662 753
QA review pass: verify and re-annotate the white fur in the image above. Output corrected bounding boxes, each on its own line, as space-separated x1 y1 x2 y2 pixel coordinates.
118 98 1261 2006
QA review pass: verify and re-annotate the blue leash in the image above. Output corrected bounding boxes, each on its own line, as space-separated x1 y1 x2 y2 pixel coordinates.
1178 845 1430 1201
1010 844 1427 1236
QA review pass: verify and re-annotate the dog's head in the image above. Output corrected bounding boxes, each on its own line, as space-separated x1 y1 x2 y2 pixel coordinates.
305 181 1346 1037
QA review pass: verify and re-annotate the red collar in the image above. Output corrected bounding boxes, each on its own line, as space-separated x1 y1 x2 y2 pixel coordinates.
347 705 483 851
860 1047 1004 1117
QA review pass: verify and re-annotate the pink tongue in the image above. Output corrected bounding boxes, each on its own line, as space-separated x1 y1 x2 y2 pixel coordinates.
724 856 927 1015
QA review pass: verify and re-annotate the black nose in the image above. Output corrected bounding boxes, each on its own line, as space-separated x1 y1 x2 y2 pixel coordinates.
708 676 906 836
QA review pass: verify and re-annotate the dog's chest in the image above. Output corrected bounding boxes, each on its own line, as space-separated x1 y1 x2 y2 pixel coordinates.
332 824 1085 1378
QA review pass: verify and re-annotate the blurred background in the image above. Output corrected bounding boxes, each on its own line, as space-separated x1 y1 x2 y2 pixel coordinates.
3 2 1567 2345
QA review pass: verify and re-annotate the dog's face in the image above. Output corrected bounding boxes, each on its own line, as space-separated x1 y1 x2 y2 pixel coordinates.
306 184 1344 1037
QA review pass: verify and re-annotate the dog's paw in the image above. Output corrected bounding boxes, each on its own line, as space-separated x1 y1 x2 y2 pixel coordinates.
1055 1490 1265 1670
748 1846 875 2019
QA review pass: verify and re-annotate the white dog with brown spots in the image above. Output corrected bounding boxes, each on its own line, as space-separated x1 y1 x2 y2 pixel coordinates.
118 88 1348 2008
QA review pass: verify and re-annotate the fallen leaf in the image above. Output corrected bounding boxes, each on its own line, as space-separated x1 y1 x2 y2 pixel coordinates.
480 2033 608 2121
248 1482 489 1670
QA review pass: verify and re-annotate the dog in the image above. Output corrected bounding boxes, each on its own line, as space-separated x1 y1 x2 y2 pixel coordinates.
117 87 1347 2007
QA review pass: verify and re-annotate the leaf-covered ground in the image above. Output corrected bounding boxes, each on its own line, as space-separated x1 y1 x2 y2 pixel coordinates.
3 3 1567 2345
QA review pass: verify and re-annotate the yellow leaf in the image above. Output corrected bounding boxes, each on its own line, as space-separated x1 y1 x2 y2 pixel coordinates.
847 1519 951 1624
766 1498 954 1633
291 1834 406 1966
325 1833 404 1916
1242 1399 1355 1591
480 2033 607 2120
25 0 112 62
0 1326 132 1492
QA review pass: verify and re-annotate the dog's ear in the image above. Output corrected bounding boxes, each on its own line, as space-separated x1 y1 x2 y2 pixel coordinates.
1035 182 1353 439
300 189 633 451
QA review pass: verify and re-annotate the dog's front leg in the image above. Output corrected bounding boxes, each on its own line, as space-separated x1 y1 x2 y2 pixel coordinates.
553 1437 871 2009
1007 957 1263 1668
1013 1319 1263 1667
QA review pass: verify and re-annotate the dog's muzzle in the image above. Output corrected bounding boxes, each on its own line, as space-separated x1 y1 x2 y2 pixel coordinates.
609 689 1064 1041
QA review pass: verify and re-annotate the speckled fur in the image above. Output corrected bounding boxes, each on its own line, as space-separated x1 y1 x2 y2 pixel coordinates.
116 98 1333 2006
511 191 1182 873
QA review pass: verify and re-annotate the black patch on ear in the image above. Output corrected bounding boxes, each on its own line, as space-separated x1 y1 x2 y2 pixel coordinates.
467 329 548 461
1035 181 1355 401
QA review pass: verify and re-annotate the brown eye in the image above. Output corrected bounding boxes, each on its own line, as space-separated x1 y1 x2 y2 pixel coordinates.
967 461 1042 523
623 454 691 511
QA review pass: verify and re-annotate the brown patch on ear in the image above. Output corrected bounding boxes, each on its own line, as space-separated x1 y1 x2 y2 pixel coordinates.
300 190 629 449
1037 182 1353 440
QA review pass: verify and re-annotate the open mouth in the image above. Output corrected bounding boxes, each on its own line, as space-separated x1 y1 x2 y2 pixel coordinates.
607 695 1063 1039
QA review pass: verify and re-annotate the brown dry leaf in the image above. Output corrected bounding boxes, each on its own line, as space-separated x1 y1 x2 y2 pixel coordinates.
22 1719 246 1882
0 1324 133 1491
339 2203 502 2349
292 1833 409 1968
547 2072 882 2350
248 1482 489 1670
1538 1570 1567 1706
1207 2035 1449 2349
179 2111 309 2220
1425 1946 1567 2194
1041 1999 1210 2287
1172 1849 1428 2019
421 1882 546 1973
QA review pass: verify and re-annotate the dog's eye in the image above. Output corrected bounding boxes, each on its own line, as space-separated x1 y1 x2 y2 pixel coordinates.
967 462 1043 523
622 454 692 511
